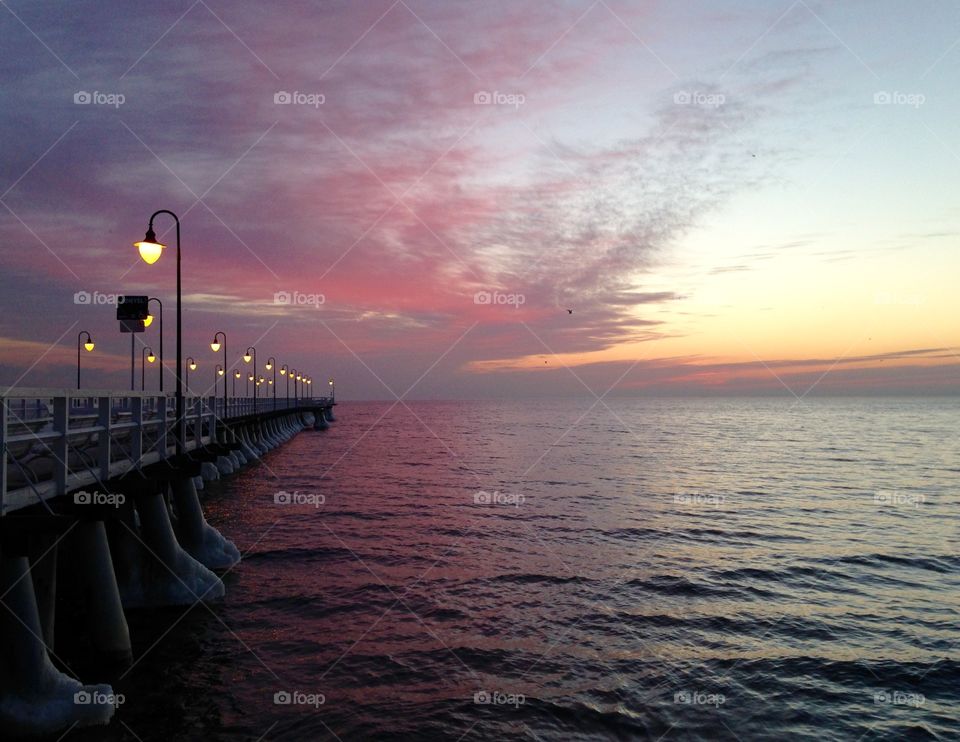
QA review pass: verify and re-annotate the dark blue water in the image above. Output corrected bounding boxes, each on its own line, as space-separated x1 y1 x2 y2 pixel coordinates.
69 398 960 740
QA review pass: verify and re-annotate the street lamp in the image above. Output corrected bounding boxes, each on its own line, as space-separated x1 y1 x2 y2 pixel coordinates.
135 210 184 454
145 297 163 391
289 368 298 405
328 377 334 402
244 346 257 407
265 357 277 410
233 369 240 397
211 331 227 415
247 372 254 396
185 357 197 395
76 331 94 389
141 346 156 391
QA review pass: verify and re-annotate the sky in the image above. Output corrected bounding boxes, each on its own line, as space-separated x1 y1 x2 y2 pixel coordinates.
0 0 957 399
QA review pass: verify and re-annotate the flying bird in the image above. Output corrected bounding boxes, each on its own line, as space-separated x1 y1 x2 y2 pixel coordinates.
566 309 573 314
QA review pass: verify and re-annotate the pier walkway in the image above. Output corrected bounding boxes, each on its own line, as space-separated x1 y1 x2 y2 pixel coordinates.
0 386 336 736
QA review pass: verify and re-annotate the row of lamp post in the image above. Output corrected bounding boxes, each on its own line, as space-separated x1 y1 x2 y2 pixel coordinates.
77 327 327 411
72 208 331 456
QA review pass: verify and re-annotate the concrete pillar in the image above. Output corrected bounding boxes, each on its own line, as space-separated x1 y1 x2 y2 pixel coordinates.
314 411 328 430
324 406 337 422
73 521 132 665
215 455 234 476
171 478 241 571
200 461 220 482
27 535 57 652
239 429 259 461
0 555 117 735
125 490 225 607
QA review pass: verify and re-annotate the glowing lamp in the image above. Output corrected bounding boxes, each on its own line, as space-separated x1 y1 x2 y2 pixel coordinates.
135 228 165 265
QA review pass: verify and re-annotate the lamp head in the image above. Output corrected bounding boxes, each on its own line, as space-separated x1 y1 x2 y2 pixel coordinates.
243 353 252 363
147 351 156 363
265 361 273 370
234 370 241 378
210 339 221 352
144 314 154 328
135 227 165 265
189 361 197 371
217 366 224 376
84 340 95 352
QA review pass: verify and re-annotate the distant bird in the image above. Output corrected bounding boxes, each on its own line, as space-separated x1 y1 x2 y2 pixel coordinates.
566 309 573 314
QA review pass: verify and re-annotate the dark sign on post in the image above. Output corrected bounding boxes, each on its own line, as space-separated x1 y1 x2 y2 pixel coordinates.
119 319 145 333
116 295 149 321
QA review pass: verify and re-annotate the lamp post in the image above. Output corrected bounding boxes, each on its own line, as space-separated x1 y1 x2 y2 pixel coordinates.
215 364 224 402
329 377 335 402
210 331 227 417
141 346 156 391
243 346 257 409
185 357 196 396
76 331 94 390
233 369 240 398
289 368 298 406
280 364 289 407
144 297 163 391
135 210 184 454
246 373 253 396
265 357 276 410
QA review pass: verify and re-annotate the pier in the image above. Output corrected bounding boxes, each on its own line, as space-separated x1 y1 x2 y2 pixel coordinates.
0 387 336 735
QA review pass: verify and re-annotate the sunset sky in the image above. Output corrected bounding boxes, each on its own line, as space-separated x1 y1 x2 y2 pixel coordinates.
1 0 957 399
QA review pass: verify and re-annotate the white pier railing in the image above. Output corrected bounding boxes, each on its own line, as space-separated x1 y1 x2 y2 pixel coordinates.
0 388 331 516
